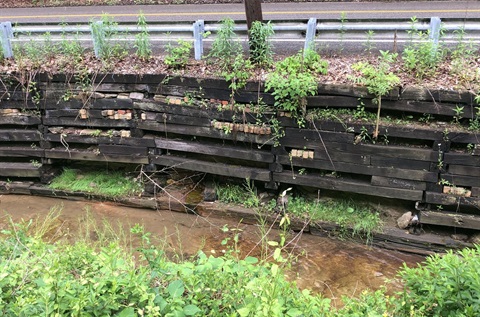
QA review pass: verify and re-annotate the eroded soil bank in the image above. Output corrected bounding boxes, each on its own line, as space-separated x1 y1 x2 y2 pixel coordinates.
0 194 423 306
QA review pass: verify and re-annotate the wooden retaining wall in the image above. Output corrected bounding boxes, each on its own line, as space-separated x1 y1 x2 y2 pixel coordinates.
1 73 479 231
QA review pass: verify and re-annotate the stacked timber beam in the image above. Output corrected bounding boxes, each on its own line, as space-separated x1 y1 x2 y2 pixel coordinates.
0 73 479 231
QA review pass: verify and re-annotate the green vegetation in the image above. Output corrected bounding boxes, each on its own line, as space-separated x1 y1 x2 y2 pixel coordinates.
49 168 143 199
208 18 242 70
90 14 128 60
350 50 400 139
164 39 192 69
1 212 479 317
265 50 328 127
248 21 275 66
134 12 152 60
216 179 260 209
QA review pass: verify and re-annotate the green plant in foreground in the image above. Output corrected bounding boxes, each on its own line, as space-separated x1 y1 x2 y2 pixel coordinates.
164 39 192 69
216 179 260 208
90 14 127 60
49 168 143 198
351 50 400 139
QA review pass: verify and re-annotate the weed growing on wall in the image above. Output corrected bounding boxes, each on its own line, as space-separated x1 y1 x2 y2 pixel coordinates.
90 14 128 60
248 21 275 66
402 16 445 79
265 49 328 127
208 18 242 70
134 12 152 60
164 39 192 69
350 50 400 139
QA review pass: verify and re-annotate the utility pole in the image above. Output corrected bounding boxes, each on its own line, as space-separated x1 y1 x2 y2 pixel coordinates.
244 0 263 30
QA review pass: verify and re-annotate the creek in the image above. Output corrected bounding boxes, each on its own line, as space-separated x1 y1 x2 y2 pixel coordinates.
0 194 424 307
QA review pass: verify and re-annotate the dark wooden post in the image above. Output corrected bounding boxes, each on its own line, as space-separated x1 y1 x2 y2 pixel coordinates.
244 0 263 30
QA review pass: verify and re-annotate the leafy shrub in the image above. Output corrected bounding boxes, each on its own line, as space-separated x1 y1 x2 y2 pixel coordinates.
134 13 152 60
265 50 328 127
164 39 192 69
402 16 445 79
90 14 127 60
398 245 480 317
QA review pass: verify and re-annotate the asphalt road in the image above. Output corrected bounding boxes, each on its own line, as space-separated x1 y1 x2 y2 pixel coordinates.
1 1 480 23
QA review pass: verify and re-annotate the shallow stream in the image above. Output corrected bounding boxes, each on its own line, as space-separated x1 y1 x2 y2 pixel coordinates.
0 194 424 306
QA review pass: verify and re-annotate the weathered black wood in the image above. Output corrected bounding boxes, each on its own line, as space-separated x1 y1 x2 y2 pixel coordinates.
0 147 44 157
444 152 480 166
0 116 41 126
154 137 274 163
92 98 134 110
311 142 438 161
45 109 107 118
43 117 133 128
371 176 427 190
273 172 423 200
0 162 42 177
244 0 263 29
401 87 475 104
0 99 38 109
43 99 85 110
448 132 480 144
448 164 480 177
370 156 431 170
278 155 438 182
148 112 212 127
45 134 156 147
425 192 480 208
0 129 41 142
98 144 148 156
314 150 371 165
151 155 271 182
421 210 480 230
281 128 355 145
138 121 273 145
45 149 149 164
440 173 479 187
472 187 480 197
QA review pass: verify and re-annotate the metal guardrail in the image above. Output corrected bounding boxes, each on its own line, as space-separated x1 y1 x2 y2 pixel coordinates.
2 17 480 59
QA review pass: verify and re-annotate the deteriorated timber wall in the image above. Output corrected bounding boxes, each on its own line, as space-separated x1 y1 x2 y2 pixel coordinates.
1 73 479 231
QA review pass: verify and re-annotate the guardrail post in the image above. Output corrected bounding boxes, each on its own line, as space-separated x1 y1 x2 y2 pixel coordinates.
429 17 441 45
304 18 317 53
1 22 14 59
193 20 205 60
90 21 104 58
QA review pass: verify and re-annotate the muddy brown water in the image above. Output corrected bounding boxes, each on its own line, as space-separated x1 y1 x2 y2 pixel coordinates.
0 194 424 307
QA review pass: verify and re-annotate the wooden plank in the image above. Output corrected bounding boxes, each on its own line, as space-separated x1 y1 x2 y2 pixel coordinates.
281 127 354 146
138 121 273 145
313 150 371 165
370 156 431 170
448 132 480 144
0 116 41 126
154 138 274 163
371 176 427 190
0 162 42 177
401 87 475 104
0 147 44 157
150 155 271 182
0 129 41 142
425 192 480 208
448 164 480 177
278 155 438 182
45 149 149 164
440 173 479 187
92 98 134 110
444 152 480 166
311 142 437 162
43 117 132 128
45 134 155 147
45 109 106 119
273 172 423 201
98 144 148 156
421 210 480 230
472 187 480 197
150 112 212 127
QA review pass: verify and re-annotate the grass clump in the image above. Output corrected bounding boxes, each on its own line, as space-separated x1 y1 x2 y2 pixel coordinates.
215 179 260 208
287 197 382 241
49 168 143 199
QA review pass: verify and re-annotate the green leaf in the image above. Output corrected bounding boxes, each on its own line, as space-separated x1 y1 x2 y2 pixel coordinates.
183 304 201 316
116 307 135 317
237 307 251 317
168 280 185 298
244 256 258 264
